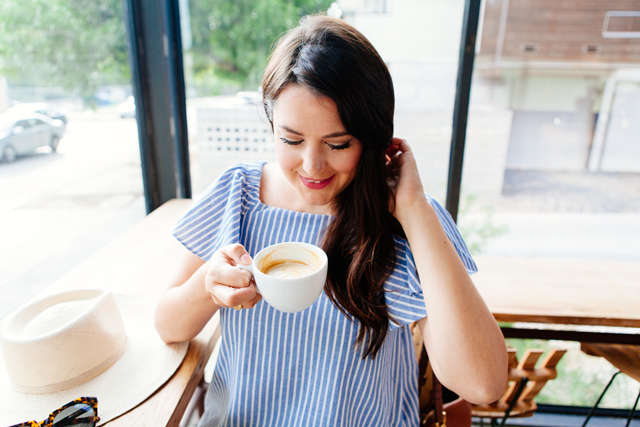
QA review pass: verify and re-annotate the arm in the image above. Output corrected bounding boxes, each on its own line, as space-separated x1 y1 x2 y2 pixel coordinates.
387 139 507 405
155 244 262 344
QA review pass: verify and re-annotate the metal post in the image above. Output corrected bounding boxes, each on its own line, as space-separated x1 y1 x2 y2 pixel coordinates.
162 0 191 200
122 0 191 214
445 0 481 223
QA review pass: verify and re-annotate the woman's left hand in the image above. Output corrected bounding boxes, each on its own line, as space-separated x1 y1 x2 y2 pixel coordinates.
385 138 426 221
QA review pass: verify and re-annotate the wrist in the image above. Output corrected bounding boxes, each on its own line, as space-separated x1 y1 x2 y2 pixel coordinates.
395 194 430 227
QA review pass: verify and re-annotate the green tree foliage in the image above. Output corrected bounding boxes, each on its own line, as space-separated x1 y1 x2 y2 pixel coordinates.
0 0 333 99
0 0 129 98
188 0 333 94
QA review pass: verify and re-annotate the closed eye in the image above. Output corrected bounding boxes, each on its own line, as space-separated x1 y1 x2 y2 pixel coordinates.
327 140 352 151
280 137 303 146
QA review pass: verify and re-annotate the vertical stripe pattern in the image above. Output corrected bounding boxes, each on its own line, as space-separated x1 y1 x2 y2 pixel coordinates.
172 162 477 427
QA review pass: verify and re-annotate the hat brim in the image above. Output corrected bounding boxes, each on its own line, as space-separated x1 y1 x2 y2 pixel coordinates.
0 294 189 426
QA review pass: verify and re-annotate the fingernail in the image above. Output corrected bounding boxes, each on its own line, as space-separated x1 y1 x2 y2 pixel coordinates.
241 254 252 264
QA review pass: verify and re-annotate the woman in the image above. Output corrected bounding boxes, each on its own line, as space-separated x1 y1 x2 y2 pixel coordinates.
155 14 507 426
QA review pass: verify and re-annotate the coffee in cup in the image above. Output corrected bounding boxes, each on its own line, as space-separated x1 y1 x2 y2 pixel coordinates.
237 242 328 313
258 247 321 279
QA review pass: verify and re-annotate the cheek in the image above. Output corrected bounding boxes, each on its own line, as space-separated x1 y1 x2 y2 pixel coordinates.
275 143 299 173
334 148 363 177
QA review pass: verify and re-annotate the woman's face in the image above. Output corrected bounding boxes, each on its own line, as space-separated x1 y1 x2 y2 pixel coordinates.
272 84 363 214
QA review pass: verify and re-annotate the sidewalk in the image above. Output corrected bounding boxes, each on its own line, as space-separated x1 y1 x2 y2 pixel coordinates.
461 211 640 261
459 169 640 261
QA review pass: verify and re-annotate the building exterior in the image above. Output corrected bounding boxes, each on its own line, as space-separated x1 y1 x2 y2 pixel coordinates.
337 0 640 201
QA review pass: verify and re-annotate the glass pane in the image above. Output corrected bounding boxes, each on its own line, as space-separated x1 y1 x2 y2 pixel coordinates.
0 0 145 319
183 0 339 195
182 0 463 203
463 0 640 408
180 0 466 393
343 0 464 203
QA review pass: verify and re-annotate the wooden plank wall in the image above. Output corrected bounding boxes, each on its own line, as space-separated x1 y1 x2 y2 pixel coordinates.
478 0 640 63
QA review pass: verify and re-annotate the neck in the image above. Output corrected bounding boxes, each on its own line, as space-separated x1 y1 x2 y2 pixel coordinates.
261 162 333 215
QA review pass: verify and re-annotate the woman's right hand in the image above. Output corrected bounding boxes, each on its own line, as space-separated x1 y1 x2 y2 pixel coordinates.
205 244 262 309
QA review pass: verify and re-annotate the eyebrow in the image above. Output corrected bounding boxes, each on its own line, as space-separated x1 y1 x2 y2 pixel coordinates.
278 124 350 139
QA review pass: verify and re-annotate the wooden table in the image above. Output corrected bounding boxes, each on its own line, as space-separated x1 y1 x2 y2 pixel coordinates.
580 343 640 383
472 256 640 344
37 198 217 426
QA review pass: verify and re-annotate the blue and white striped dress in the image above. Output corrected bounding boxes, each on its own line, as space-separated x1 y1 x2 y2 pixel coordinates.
173 162 477 427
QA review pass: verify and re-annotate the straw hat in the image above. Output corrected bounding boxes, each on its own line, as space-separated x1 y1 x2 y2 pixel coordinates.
0 289 188 426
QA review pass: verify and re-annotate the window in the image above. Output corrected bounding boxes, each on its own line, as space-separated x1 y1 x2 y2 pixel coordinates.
0 0 145 319
462 0 640 408
180 0 336 195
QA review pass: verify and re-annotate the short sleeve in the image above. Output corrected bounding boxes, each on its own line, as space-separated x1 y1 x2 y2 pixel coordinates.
385 238 427 329
384 195 478 329
172 164 247 261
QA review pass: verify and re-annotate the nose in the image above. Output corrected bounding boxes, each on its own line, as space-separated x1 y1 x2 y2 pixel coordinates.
301 143 326 177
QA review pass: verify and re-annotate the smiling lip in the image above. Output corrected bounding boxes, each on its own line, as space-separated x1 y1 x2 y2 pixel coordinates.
299 175 334 189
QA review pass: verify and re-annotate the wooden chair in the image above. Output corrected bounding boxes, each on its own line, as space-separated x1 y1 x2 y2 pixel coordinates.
472 347 567 427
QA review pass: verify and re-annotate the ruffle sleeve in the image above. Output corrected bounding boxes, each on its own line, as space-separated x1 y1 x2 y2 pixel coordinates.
172 164 249 261
385 195 477 329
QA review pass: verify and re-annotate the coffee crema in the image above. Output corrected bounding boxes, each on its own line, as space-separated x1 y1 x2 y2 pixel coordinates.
263 261 316 279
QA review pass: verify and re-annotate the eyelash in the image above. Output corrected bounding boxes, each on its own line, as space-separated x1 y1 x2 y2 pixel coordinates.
329 141 352 151
279 137 352 151
280 137 303 146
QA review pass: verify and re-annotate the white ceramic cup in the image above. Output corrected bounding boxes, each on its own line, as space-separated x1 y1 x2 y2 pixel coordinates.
237 242 328 313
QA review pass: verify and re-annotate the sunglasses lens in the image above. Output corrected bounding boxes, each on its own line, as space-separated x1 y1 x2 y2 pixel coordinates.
52 403 96 427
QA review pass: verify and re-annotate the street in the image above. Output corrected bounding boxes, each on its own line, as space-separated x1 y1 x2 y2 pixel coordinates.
0 111 146 318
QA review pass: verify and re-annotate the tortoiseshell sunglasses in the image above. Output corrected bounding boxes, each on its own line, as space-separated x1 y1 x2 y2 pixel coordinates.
9 397 100 427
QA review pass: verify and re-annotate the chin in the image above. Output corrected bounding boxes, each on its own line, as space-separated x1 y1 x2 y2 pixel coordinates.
304 197 332 208
297 193 334 212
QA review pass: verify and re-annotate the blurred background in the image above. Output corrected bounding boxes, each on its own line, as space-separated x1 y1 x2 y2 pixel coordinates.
0 0 638 414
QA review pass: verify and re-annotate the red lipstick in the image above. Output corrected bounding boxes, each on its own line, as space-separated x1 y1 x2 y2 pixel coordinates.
299 175 334 189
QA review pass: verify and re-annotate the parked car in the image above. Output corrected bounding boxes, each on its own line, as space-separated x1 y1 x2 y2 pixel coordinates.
116 96 136 118
6 103 68 125
0 113 65 163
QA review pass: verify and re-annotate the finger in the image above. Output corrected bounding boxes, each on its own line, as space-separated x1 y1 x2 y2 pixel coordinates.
387 149 403 171
240 292 263 309
390 141 416 170
221 243 253 267
210 282 259 308
207 261 253 289
209 292 223 307
394 138 412 155
386 157 400 177
208 245 254 288
385 141 400 158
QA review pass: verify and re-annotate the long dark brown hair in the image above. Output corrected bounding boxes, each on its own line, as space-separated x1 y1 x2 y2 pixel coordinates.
262 15 404 359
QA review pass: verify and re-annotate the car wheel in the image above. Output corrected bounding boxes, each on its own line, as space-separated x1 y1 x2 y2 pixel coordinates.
50 136 60 152
3 145 17 163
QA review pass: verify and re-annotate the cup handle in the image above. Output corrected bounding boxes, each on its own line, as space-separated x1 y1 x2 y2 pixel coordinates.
237 263 261 294
236 263 253 274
